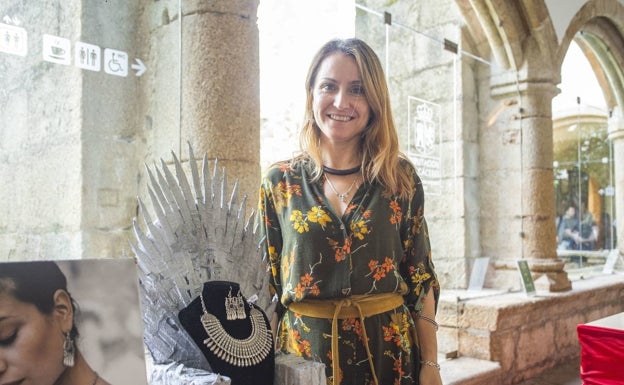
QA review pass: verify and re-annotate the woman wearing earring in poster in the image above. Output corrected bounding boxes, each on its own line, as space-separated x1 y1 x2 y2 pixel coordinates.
258 38 442 385
0 261 111 385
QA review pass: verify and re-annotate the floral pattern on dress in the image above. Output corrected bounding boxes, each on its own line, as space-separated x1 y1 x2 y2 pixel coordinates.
258 158 440 385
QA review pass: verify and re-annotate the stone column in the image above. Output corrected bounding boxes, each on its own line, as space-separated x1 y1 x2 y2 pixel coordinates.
490 76 572 292
608 109 624 259
518 82 571 291
180 0 261 203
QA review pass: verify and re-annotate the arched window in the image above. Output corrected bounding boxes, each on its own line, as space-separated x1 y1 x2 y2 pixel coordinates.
553 39 616 271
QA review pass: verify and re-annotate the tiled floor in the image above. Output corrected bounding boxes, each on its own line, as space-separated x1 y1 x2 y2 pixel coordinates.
516 361 582 385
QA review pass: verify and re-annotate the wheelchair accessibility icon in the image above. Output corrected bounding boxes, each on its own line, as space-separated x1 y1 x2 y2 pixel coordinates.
104 48 128 77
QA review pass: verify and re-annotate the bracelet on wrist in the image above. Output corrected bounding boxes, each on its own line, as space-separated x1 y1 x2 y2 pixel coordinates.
417 314 439 331
420 360 441 370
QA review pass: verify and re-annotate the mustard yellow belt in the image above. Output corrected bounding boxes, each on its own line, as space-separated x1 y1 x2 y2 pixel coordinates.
287 293 405 385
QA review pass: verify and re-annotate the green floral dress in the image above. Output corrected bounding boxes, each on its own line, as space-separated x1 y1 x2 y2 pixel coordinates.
257 158 440 385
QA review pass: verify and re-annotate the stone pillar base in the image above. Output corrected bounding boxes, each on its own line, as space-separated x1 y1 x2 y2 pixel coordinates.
529 259 572 292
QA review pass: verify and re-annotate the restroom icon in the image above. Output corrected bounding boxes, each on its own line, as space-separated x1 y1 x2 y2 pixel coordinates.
75 41 101 72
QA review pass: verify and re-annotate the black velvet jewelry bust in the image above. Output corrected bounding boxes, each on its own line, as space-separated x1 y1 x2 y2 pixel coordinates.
178 281 274 385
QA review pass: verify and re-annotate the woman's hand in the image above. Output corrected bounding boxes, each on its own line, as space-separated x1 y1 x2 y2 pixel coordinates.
415 289 443 384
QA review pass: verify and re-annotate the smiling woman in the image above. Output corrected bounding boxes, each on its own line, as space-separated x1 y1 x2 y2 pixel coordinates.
257 38 442 385
0 262 111 385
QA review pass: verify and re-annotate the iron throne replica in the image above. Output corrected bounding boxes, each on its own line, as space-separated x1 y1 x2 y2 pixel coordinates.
131 144 277 384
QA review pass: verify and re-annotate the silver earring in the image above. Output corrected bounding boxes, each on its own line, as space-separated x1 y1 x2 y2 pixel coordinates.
63 331 75 367
225 287 237 321
235 290 246 320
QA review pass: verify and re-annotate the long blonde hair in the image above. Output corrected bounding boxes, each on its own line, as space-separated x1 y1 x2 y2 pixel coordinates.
298 38 413 198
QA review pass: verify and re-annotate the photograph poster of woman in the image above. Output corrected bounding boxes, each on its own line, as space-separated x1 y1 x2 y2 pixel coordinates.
0 259 148 385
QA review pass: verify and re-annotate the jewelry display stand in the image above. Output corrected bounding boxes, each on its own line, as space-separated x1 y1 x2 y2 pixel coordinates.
179 281 274 385
133 146 322 384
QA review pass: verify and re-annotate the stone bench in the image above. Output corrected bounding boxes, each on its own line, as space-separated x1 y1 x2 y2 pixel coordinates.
436 273 624 385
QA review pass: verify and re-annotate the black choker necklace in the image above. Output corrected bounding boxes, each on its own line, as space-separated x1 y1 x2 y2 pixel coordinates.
322 165 361 176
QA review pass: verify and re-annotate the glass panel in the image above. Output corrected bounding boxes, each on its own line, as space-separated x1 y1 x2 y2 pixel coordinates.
354 2 493 293
553 40 615 277
554 116 616 267
1 3 169 382
0 2 179 257
354 3 495 360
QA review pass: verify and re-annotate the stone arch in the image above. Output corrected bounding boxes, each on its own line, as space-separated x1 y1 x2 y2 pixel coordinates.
558 0 624 113
456 0 559 73
554 1 624 263
459 0 624 108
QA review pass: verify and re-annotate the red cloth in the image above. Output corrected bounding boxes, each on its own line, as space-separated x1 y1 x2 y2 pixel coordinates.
577 323 624 384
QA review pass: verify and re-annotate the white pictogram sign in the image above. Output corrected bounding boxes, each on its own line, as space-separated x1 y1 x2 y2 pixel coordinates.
131 58 146 76
75 41 101 71
408 96 442 195
413 103 436 156
43 34 71 65
104 48 128 77
13 26 145 80
0 22 27 56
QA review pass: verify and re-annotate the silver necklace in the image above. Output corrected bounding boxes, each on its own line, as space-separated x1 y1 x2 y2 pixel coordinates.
325 174 359 203
199 292 272 367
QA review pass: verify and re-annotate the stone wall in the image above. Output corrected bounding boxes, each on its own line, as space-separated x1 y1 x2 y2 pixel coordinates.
438 274 624 384
0 0 260 262
80 1 143 260
0 0 140 261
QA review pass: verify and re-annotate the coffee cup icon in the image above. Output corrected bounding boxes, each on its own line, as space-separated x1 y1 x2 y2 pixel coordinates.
50 45 65 58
